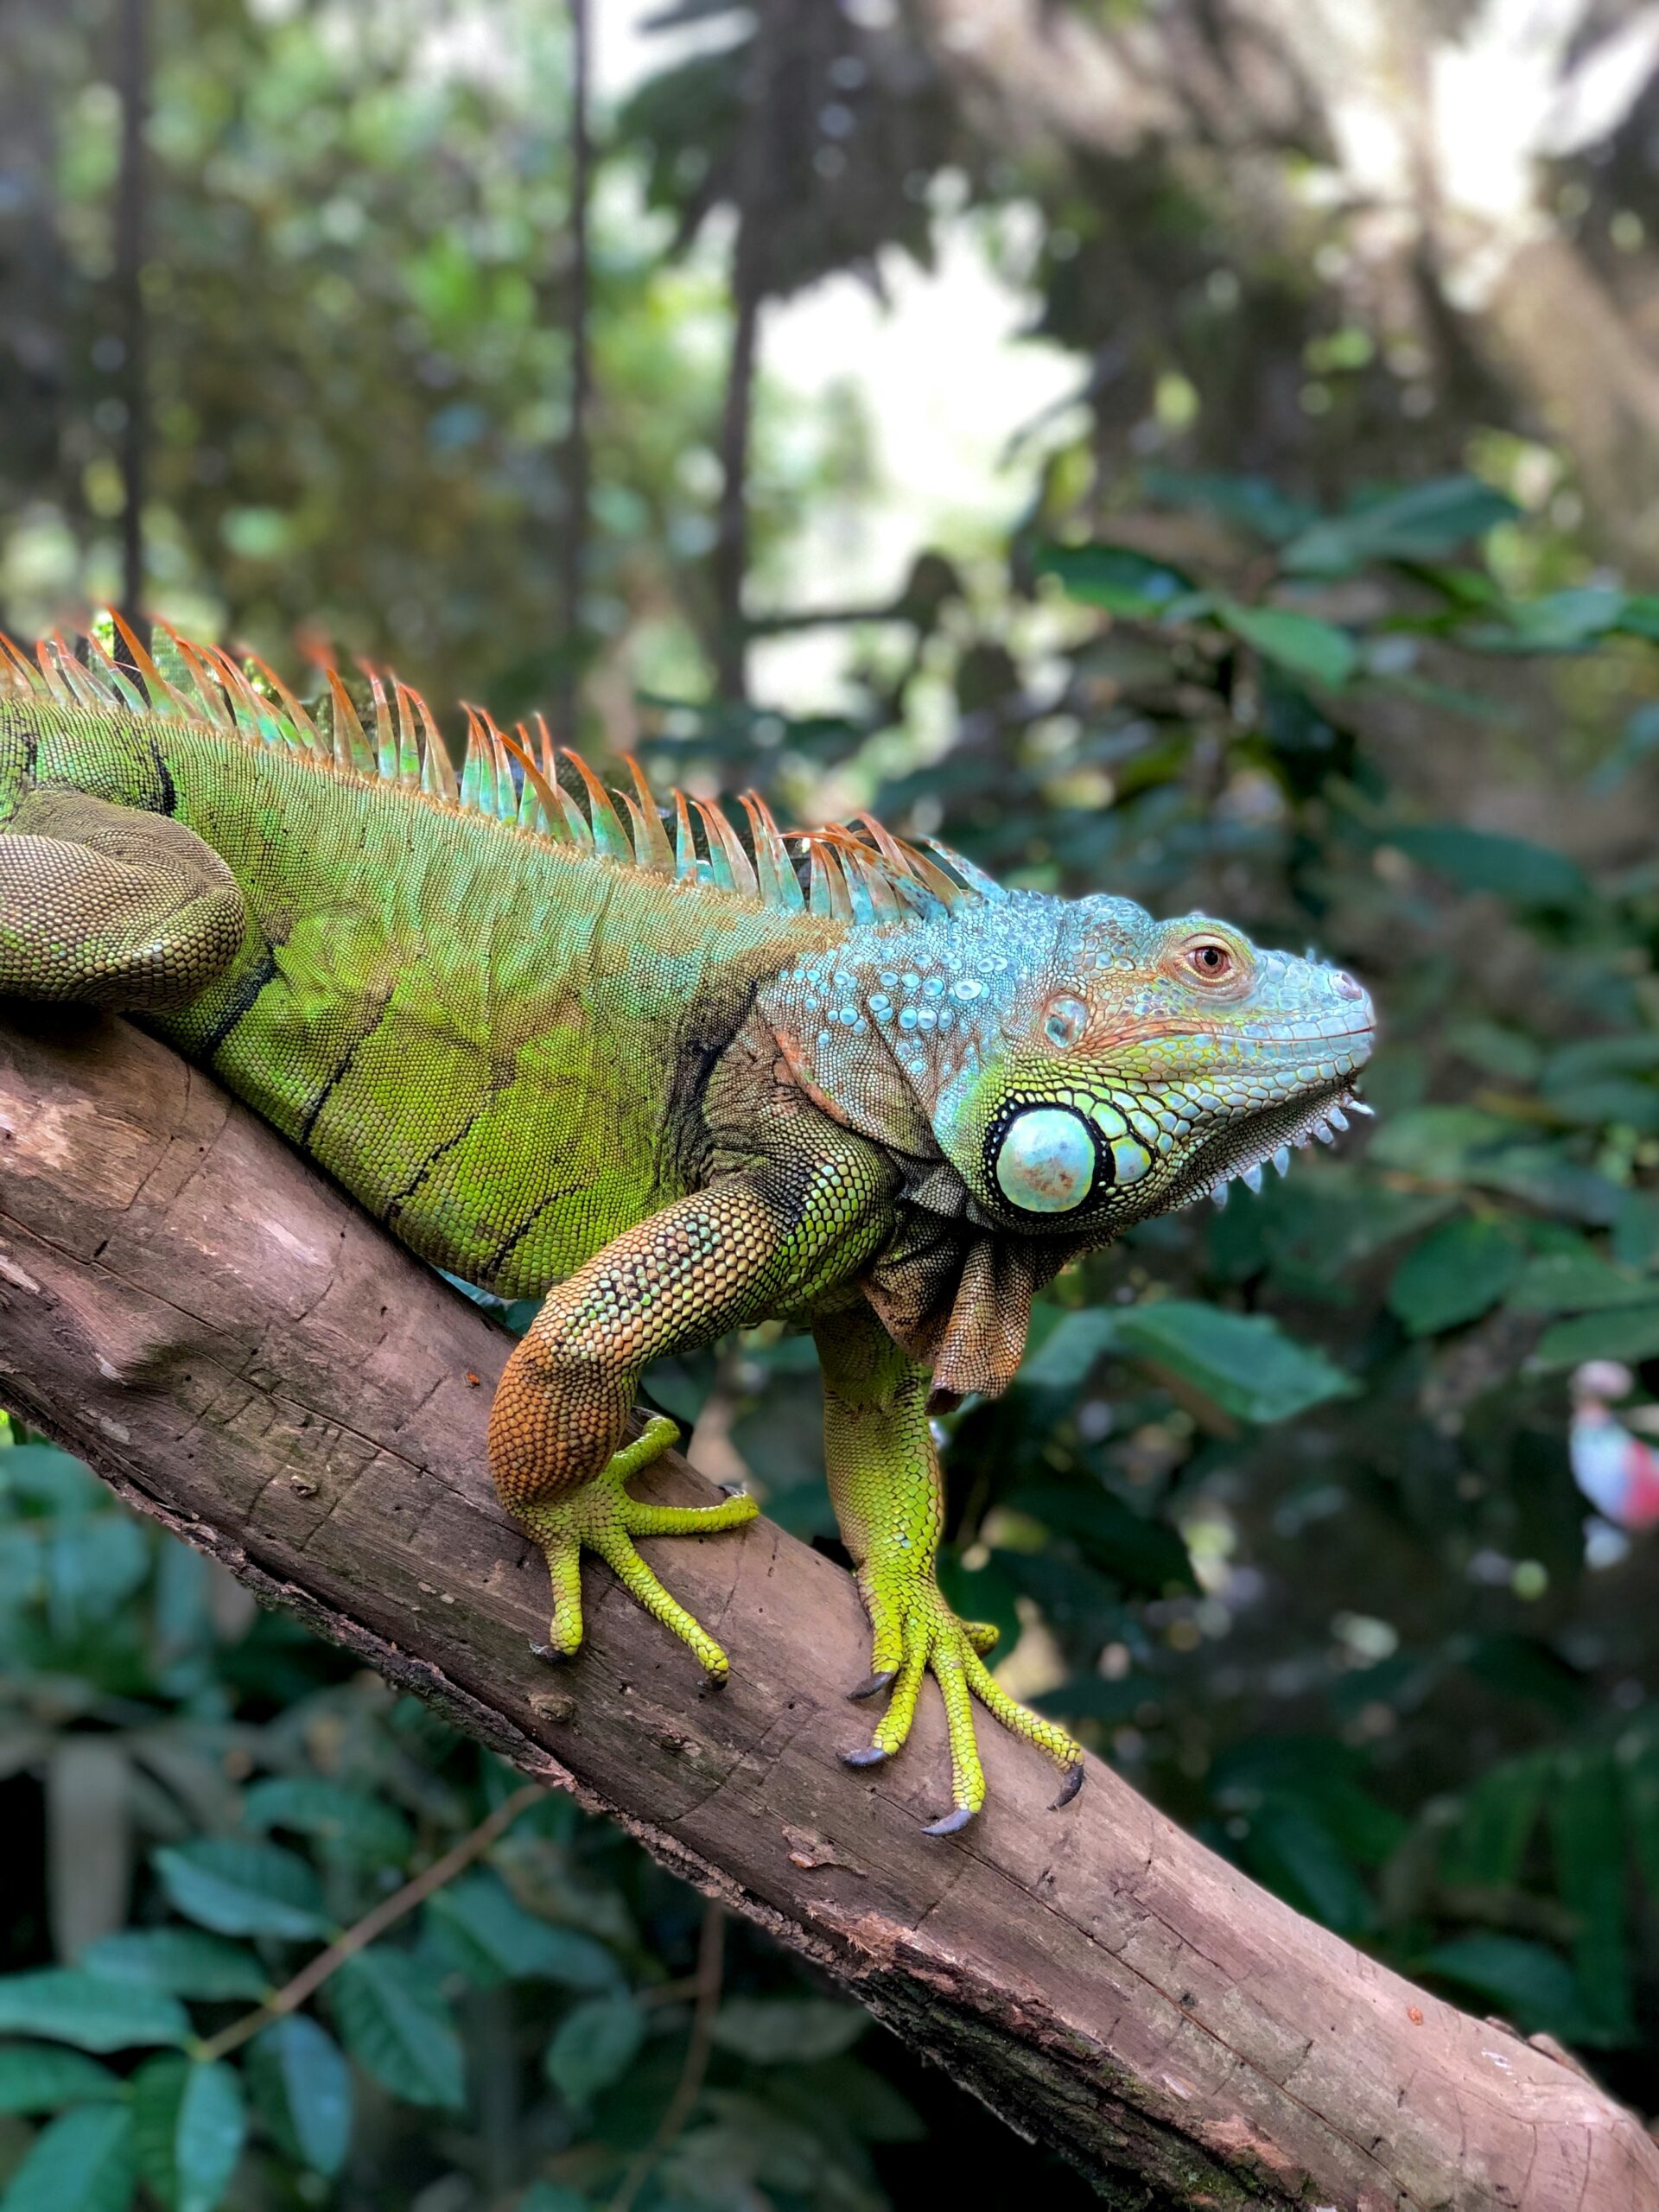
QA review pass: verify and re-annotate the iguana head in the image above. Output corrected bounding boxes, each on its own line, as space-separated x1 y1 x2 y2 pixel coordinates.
766 886 1374 1247
925 892 1374 1238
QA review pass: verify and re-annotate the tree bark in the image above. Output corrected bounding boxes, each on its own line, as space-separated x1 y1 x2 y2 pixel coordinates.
0 1006 1652 2212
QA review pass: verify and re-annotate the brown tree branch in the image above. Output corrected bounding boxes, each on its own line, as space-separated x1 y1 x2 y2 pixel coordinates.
0 1005 1653 2210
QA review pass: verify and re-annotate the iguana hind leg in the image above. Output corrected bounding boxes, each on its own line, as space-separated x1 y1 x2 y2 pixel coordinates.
0 790 245 1007
816 1300 1084 1833
490 1132 893 1681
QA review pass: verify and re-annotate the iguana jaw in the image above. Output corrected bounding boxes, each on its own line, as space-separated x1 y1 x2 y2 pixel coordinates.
1181 1075 1372 1209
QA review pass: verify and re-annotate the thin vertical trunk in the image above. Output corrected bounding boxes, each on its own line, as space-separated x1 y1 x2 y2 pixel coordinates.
0 0 67 635
710 0 784 707
555 0 592 747
114 0 149 626
712 271 760 703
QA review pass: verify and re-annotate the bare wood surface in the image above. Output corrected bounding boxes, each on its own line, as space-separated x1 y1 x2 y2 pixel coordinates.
0 1005 1653 2212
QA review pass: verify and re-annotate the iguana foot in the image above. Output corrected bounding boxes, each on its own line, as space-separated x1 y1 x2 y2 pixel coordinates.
516 1417 758 1682
841 1575 1084 1831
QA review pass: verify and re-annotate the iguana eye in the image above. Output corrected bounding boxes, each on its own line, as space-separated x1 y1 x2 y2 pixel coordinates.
1186 942 1233 981
1043 995 1088 1050
990 1105 1101 1214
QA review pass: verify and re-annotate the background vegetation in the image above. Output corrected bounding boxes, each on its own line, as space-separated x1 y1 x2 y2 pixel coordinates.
2 2 1659 2207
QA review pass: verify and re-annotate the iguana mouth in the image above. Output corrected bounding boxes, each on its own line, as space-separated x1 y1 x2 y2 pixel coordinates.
1190 1079 1373 1207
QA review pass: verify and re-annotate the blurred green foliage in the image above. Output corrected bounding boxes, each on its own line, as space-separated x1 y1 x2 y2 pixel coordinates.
3 1 1659 2207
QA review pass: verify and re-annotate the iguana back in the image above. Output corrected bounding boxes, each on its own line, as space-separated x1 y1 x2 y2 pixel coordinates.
0 632 855 1294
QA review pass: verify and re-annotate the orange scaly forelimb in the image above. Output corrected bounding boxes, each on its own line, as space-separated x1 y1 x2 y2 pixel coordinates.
490 1128 895 1680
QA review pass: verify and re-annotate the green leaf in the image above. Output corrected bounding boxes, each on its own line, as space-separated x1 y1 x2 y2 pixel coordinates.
709 1997 865 2066
0 2044 124 2113
1281 476 1516 576
1138 466 1316 542
1533 1302 1659 1369
1111 1300 1354 1423
1034 541 1193 616
246 2017 353 2178
1236 1804 1373 1932
133 2062 230 2205
777 2055 925 2142
1018 1307 1122 1397
1620 1747 1659 1899
330 1951 465 2110
1506 1246 1653 1315
1419 1935 1591 2038
154 1840 331 1942
1385 823 1586 906
0 1972 189 2053
1367 1104 1521 1180
1033 1674 1150 1725
1215 601 1357 688
424 1871 618 1991
1465 585 1626 653
1549 1756 1633 2043
1387 1216 1525 1336
1542 1033 1659 1088
79 1931 269 2003
543 1994 646 2103
1613 1188 1659 1270
1439 1758 1548 1889
936 1549 1021 1660
239 1778 413 1866
0 2103 134 2212
1543 1078 1659 1133
1009 1483 1196 1594
0 1446 102 1513
131 2056 245 2212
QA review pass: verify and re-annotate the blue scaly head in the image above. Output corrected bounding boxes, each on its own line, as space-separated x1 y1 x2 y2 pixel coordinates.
767 883 1376 1245
930 891 1376 1232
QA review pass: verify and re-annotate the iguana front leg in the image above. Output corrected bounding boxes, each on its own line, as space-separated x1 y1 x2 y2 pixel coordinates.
815 1300 1084 1833
490 1127 894 1681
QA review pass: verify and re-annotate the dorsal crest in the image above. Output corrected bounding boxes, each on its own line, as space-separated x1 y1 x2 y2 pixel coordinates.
0 615 998 928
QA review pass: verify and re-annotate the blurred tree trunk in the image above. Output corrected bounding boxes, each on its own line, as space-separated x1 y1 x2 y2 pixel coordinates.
908 0 1659 574
554 0 592 748
114 0 149 623
0 0 70 629
712 0 790 705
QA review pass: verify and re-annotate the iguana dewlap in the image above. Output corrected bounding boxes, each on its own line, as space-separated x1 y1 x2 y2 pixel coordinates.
0 623 1374 1833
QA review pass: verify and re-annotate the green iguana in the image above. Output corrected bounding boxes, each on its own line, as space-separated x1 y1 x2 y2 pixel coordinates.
0 620 1374 1833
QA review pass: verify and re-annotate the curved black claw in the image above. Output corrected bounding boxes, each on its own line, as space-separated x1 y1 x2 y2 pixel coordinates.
847 1669 896 1702
842 1745 890 1768
1050 1761 1085 1810
922 1806 976 1838
717 1479 749 1497
530 1642 571 1665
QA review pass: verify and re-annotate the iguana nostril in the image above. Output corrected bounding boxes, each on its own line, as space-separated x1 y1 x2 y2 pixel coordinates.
1333 971 1365 1001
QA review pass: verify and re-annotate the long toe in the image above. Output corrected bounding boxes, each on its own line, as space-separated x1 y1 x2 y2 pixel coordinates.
922 1805 976 1837
620 1491 759 1538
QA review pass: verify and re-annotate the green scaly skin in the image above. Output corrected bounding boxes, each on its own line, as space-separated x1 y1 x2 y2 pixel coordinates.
0 629 1375 1831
